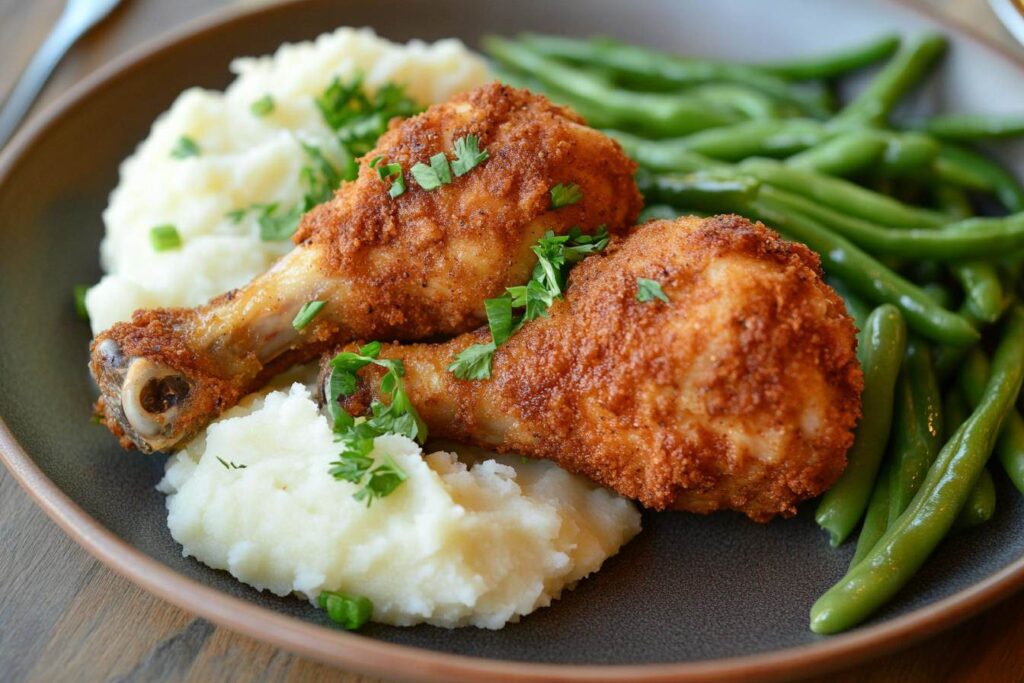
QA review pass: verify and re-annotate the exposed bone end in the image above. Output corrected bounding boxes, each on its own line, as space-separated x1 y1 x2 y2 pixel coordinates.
120 358 192 450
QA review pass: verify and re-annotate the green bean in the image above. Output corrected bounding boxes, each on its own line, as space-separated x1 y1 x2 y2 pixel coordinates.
787 131 887 176
932 183 973 219
758 186 1024 260
950 359 1000 531
933 303 980 384
746 196 979 346
815 305 907 546
997 411 1024 495
685 84 786 120
959 349 1024 494
937 386 994 531
877 132 939 176
738 158 948 228
934 144 1024 213
517 33 833 118
943 388 967 437
833 34 948 126
482 37 742 136
852 465 892 566
630 119 830 162
637 171 762 214
911 113 1024 140
810 306 1024 634
887 340 943 521
613 126 947 195
921 283 953 309
951 261 1005 323
953 467 996 529
756 33 902 81
605 130 726 173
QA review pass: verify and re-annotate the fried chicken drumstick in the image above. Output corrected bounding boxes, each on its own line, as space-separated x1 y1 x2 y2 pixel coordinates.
328 215 863 521
90 84 642 453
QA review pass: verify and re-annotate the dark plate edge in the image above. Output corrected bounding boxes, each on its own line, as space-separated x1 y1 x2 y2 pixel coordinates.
1 1 1023 681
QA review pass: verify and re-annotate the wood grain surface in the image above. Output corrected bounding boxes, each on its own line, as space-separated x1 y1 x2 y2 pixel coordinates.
2 1 1024 681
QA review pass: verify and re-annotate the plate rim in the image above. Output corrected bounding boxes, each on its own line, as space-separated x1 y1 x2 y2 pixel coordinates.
2 0 1024 680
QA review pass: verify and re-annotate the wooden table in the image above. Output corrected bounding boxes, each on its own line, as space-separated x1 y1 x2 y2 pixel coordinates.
2 1 1024 681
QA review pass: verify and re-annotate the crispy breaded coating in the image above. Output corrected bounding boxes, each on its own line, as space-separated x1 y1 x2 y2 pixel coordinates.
90 83 642 453
333 215 863 521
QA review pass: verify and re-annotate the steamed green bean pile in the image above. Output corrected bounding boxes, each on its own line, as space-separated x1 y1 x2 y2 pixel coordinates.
485 32 1024 634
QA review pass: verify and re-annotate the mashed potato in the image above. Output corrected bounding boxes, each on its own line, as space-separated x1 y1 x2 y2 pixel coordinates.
158 384 641 628
85 28 491 334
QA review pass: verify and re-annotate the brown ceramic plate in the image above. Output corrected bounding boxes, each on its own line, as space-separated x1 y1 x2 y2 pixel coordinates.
3 1 1024 681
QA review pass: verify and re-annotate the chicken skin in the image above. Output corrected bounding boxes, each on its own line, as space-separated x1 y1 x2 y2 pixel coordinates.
90 84 642 453
328 215 863 521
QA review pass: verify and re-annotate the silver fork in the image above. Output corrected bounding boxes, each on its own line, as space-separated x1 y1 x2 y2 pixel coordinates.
0 0 125 149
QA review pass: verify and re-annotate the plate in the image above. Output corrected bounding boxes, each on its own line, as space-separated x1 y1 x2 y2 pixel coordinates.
2 0 1024 681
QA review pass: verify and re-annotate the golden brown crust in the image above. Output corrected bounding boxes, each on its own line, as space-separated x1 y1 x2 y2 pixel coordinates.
339 215 863 521
90 83 642 453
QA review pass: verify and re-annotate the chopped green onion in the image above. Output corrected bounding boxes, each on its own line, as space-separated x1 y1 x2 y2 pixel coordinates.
318 590 373 630
550 183 583 209
636 277 669 303
250 94 275 117
170 136 200 159
292 300 326 331
150 224 182 251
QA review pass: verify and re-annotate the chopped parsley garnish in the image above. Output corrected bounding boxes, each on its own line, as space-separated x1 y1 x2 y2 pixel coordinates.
449 226 609 380
73 285 89 321
326 342 427 505
549 183 582 209
226 80 419 236
292 300 325 331
318 591 372 630
250 94 275 117
410 134 488 190
227 143 342 241
225 207 247 223
315 75 421 182
150 224 182 251
255 203 302 241
216 457 247 470
636 278 670 303
410 152 453 190
446 342 497 380
370 156 406 198
451 134 489 177
299 142 342 208
170 136 200 159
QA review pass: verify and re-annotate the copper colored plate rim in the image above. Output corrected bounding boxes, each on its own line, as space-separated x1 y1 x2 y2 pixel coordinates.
2 0 1024 681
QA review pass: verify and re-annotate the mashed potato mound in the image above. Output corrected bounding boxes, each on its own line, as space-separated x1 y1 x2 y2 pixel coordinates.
86 28 490 333
158 384 641 629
